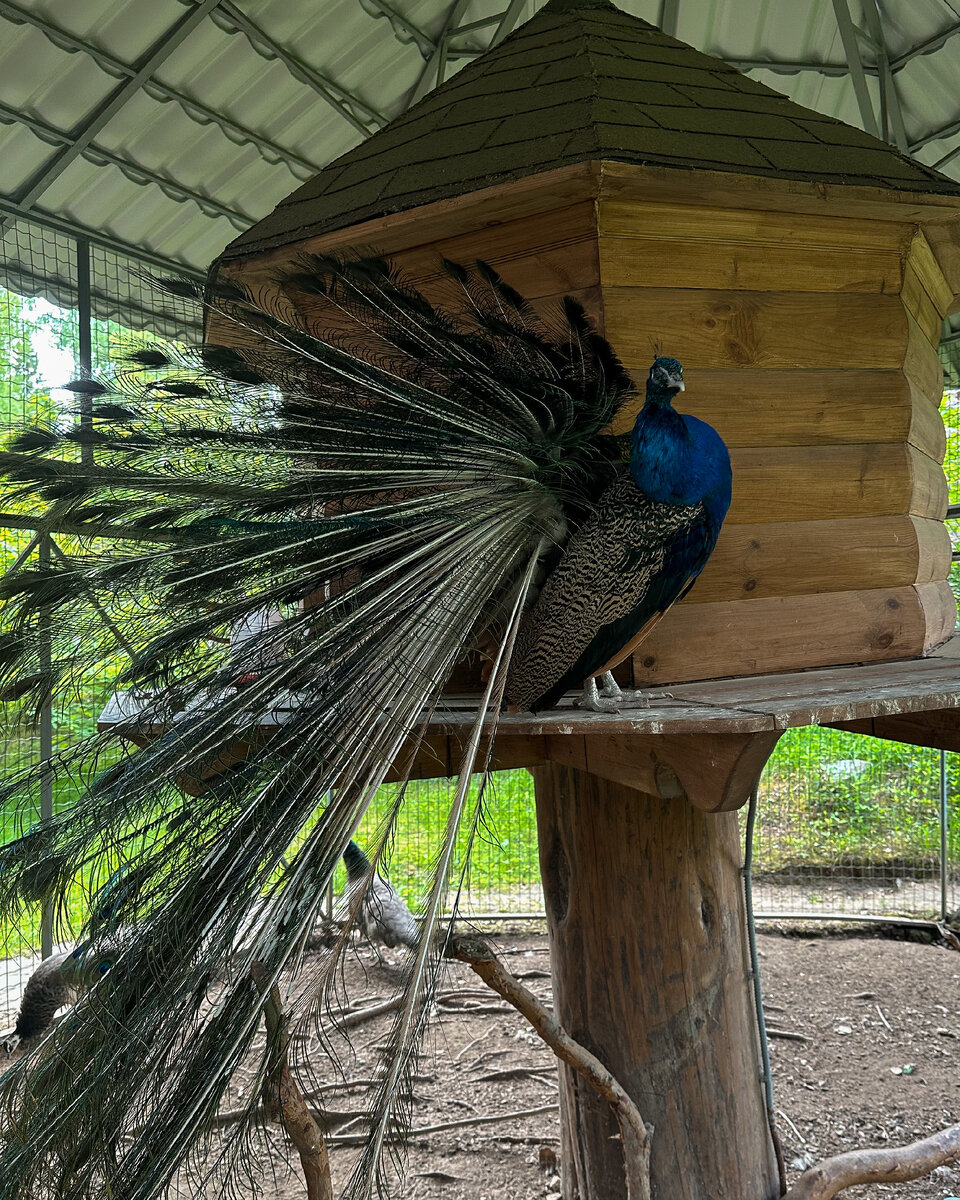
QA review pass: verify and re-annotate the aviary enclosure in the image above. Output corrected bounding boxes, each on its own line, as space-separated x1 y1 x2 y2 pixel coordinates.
1 1 960 1199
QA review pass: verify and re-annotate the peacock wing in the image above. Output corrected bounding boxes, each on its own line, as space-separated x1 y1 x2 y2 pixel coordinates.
506 474 711 712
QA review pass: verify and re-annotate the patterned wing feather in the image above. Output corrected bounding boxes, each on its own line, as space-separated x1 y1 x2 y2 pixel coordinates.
506 474 710 712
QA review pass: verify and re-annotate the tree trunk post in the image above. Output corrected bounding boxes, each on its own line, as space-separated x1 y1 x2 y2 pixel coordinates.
533 761 780 1200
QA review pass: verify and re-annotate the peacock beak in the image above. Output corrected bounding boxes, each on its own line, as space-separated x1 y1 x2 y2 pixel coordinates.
667 374 684 391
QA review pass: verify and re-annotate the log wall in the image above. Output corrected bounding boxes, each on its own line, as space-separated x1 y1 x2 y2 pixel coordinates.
595 195 955 684
213 173 959 687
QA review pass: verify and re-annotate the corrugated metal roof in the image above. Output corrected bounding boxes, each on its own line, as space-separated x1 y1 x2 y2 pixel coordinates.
221 0 960 261
1 0 959 340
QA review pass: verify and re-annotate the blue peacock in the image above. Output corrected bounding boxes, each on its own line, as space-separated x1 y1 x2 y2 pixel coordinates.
508 354 731 712
0 258 730 1199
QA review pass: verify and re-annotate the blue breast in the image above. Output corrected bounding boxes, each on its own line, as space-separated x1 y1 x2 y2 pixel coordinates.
630 405 732 530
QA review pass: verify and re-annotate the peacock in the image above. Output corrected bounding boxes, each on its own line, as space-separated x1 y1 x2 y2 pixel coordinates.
342 840 418 952
2 950 77 1056
0 256 730 1199
2 945 115 1056
507 354 731 712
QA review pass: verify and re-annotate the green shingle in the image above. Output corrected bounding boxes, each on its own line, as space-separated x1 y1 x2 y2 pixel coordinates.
597 78 698 106
671 84 815 115
789 118 893 151
637 105 820 141
221 0 960 261
594 122 775 169
753 140 934 180
586 52 736 89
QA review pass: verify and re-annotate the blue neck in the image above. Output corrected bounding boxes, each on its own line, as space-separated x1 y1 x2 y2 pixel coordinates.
644 384 681 408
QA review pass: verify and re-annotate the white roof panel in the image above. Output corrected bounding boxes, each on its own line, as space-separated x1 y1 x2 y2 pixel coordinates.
0 0 957 351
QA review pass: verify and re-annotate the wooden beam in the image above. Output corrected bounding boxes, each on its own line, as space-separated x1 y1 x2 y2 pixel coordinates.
902 309 944 406
597 160 960 236
605 287 909 370
598 196 912 252
828 710 960 751
688 516 950 604
387 732 548 781
716 444 947 525
599 232 905 295
546 729 782 812
610 370 945 460
534 764 779 1198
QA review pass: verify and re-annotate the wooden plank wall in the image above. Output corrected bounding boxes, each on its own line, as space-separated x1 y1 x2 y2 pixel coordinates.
595 199 956 683
215 188 957 687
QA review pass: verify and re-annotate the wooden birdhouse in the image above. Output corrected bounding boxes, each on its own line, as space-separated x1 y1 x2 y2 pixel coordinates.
209 0 960 691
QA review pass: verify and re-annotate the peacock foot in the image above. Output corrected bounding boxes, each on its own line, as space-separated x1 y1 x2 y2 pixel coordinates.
578 674 672 712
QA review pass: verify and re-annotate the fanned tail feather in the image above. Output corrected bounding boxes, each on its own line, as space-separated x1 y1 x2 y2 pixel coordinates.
0 256 636 1198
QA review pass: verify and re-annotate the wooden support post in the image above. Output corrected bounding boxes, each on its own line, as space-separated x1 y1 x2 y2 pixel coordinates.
533 763 780 1200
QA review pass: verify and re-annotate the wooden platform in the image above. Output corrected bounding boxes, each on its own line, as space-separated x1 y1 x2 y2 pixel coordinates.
432 635 960 738
99 637 960 813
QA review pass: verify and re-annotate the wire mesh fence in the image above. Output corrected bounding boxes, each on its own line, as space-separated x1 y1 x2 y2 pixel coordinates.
1 211 959 1036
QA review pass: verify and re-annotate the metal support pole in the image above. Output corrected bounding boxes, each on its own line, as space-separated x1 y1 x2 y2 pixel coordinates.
658 0 679 37
38 532 54 959
832 0 880 139
406 0 470 107
941 749 949 921
489 0 528 47
861 0 908 149
77 236 93 464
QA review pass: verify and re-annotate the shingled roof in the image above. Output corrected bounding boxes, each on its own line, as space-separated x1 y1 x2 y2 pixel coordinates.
221 0 960 261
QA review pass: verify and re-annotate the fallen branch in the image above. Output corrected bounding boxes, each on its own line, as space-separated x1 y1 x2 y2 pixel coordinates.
447 932 653 1200
938 922 960 951
251 964 333 1200
339 997 403 1029
783 1122 960 1200
323 1103 560 1144
475 1067 556 1083
455 1027 493 1061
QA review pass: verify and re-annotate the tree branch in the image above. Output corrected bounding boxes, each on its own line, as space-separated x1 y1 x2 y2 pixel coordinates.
783 1123 960 1200
250 964 333 1200
447 933 653 1200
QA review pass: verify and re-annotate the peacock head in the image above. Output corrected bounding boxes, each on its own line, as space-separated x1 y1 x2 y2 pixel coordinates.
646 355 685 404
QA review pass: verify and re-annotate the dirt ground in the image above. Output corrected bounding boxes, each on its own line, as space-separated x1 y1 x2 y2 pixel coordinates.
171 926 960 1200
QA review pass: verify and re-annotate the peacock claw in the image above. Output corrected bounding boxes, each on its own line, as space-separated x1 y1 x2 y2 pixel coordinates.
579 675 672 712
578 692 623 712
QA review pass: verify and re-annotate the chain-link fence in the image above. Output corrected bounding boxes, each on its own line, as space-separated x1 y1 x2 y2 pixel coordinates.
1 212 959 1036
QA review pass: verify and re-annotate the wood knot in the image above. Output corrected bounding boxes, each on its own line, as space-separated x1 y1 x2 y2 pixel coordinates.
654 764 686 800
744 578 757 592
642 655 656 668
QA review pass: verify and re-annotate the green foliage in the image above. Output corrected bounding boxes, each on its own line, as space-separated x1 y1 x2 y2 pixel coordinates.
0 289 60 427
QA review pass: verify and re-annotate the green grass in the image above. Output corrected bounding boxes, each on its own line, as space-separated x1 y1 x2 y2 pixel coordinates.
2 716 955 955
